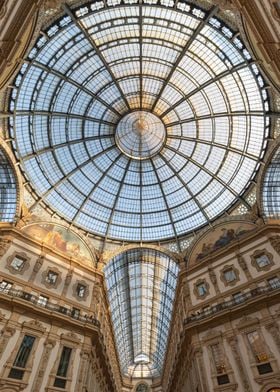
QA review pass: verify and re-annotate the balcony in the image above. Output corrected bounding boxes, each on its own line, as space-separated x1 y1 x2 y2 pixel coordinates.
184 283 280 325
0 287 100 327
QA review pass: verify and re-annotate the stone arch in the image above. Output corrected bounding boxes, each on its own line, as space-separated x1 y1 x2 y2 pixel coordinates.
260 384 280 392
102 243 181 266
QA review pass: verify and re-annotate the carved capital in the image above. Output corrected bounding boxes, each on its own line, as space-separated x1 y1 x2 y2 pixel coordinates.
269 235 280 255
212 0 239 11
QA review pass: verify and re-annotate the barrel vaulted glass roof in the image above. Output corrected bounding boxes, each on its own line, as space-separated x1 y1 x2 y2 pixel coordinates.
104 249 179 378
0 149 17 222
8 0 270 242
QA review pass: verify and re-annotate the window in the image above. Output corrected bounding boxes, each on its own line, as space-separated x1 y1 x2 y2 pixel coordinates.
217 374 230 385
223 269 236 283
76 284 86 298
54 346 72 388
0 280 13 292
247 331 268 363
71 308 80 319
136 384 149 392
210 343 226 374
255 254 271 268
10 256 25 271
46 270 58 285
257 363 273 374
251 250 273 271
232 292 244 304
197 282 207 297
37 295 48 307
268 277 280 289
8 335 35 380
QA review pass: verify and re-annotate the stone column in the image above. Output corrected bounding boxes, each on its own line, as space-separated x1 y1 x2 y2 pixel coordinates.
0 326 15 361
62 269 73 296
227 336 252 392
28 254 44 283
193 347 209 392
265 322 280 353
0 237 11 257
32 339 56 392
75 337 91 392
208 267 220 295
237 254 252 280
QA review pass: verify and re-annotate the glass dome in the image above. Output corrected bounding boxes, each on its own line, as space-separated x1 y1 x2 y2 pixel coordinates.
9 0 270 242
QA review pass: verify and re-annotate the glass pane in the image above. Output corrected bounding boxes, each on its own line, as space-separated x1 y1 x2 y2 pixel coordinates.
8 1 269 242
104 249 179 377
14 335 35 368
57 346 72 377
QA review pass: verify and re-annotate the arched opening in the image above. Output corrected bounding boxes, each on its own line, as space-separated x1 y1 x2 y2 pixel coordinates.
136 383 149 392
104 248 179 379
267 389 280 392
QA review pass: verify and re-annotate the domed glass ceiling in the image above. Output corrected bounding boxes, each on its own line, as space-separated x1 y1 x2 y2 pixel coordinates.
8 0 270 242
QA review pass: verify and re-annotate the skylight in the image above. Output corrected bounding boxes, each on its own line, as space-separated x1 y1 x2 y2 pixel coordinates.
104 248 179 378
8 1 269 242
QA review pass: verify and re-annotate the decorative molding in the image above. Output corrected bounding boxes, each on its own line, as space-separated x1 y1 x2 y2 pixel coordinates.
251 249 274 272
60 331 81 346
208 267 220 294
212 0 238 12
32 338 56 392
193 278 210 300
227 336 252 392
0 326 16 361
265 323 280 353
236 316 260 330
22 319 46 334
237 254 252 279
220 264 240 287
28 254 44 283
5 251 30 275
269 236 280 255
75 349 91 392
0 237 12 257
41 266 62 290
72 279 89 302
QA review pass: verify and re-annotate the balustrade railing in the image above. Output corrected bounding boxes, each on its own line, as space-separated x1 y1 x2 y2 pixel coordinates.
0 287 100 327
184 283 280 325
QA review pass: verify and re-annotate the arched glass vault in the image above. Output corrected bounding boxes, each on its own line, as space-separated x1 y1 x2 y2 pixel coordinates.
104 248 179 378
262 145 280 218
0 148 17 222
7 0 270 243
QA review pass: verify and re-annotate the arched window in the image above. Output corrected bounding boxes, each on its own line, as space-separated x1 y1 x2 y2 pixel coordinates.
262 146 280 218
267 389 280 392
0 148 17 222
136 384 149 392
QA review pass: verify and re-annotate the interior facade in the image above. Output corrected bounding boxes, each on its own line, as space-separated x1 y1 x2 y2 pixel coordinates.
0 0 280 391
